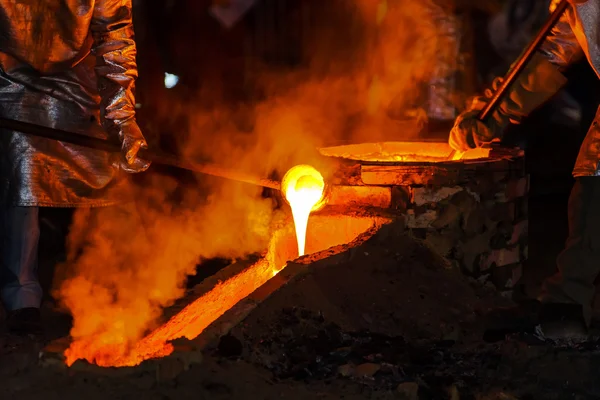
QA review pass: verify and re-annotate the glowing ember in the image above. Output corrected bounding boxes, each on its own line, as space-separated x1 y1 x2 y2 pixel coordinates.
281 165 326 257
450 150 465 161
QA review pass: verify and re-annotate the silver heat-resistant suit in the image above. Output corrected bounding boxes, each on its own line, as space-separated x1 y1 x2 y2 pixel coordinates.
0 0 148 311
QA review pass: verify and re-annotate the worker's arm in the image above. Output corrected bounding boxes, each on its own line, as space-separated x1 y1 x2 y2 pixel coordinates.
540 0 584 69
91 0 150 173
449 3 579 151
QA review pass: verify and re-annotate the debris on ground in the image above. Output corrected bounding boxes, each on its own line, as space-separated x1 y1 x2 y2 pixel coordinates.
2 222 600 399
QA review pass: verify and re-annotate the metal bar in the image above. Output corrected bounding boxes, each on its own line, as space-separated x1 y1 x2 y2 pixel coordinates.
0 117 281 190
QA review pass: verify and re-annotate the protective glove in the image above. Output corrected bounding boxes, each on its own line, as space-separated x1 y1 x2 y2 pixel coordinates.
449 51 568 152
119 120 151 173
449 92 502 151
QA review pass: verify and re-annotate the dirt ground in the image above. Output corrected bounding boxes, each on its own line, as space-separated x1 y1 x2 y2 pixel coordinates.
2 218 600 400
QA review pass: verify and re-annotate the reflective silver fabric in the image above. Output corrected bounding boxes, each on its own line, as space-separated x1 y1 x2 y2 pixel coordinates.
0 0 138 206
426 1 460 120
541 0 600 176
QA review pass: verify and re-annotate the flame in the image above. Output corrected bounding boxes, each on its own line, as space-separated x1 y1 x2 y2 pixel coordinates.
281 165 325 257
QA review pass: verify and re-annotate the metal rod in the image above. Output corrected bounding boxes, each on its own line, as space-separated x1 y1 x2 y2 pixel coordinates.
0 116 281 190
478 0 569 122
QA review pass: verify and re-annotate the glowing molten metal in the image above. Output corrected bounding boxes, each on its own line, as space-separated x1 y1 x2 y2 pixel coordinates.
281 165 326 257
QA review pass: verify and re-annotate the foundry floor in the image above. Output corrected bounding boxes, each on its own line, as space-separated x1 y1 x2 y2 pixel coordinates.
2 201 600 400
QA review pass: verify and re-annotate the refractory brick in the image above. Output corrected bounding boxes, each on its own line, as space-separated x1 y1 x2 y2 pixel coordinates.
323 145 528 288
412 186 463 207
480 247 521 271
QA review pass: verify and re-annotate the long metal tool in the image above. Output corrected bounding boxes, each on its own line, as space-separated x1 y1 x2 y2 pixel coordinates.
449 0 569 162
0 116 281 190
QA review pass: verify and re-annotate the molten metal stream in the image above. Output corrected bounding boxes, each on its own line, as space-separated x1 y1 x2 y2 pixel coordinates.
281 165 325 257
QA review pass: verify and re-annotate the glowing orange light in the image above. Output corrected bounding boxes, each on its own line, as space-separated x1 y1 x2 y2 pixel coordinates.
281 165 326 257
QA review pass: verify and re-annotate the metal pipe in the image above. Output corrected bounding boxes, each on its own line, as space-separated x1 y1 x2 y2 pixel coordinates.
0 116 281 190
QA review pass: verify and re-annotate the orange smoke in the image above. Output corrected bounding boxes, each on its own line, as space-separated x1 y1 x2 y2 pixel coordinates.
54 174 276 367
149 0 453 163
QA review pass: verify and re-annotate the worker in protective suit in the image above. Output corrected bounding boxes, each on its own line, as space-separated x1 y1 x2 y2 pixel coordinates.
0 0 149 335
449 0 600 340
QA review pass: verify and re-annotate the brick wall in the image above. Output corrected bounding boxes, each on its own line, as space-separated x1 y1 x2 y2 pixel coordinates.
324 150 528 295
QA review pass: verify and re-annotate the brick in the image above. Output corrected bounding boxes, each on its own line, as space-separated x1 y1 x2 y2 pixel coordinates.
361 165 460 186
330 163 362 186
492 170 509 183
512 264 523 286
491 264 523 290
431 204 461 230
467 173 506 201
462 206 486 237
405 209 438 228
489 221 514 249
480 247 520 271
327 185 392 208
514 196 529 220
460 231 494 273
449 190 479 215
465 188 482 203
489 233 508 250
413 186 463 206
508 220 528 246
495 175 529 202
391 186 412 211
487 201 515 222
